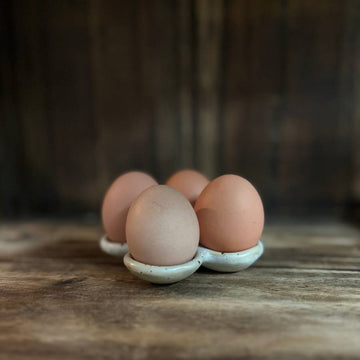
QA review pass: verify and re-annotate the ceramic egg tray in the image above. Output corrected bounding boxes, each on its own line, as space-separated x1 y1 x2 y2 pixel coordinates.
100 236 264 284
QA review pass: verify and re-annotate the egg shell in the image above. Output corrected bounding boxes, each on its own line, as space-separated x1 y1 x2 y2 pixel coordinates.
194 174 264 252
166 169 209 206
101 171 157 243
126 185 200 266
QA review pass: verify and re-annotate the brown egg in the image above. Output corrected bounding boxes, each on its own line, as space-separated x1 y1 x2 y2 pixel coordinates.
166 169 209 206
101 171 157 243
194 174 264 252
126 185 199 266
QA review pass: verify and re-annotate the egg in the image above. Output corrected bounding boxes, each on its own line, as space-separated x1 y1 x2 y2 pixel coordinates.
194 174 264 252
166 169 209 206
126 185 199 266
101 171 157 243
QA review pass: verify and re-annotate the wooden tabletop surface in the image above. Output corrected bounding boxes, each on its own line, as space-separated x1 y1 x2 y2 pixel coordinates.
1 220 359 359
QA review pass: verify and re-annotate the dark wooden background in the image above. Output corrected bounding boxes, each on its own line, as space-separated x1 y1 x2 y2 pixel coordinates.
1 0 360 218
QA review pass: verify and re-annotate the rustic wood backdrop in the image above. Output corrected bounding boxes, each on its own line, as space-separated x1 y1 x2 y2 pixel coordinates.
1 0 360 218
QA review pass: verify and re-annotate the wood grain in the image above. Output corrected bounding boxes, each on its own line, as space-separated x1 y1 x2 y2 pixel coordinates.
0 0 26 216
1 220 359 359
12 0 57 214
345 0 360 211
178 0 195 169
2 0 360 217
89 0 152 197
278 0 349 214
136 0 180 182
195 0 223 178
43 0 99 211
222 0 286 210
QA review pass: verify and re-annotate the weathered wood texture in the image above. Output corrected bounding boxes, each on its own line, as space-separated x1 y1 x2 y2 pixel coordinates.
0 220 359 359
1 0 360 217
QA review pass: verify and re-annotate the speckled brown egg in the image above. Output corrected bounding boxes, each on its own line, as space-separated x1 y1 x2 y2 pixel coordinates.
126 185 199 266
194 174 264 252
101 171 157 243
166 169 209 206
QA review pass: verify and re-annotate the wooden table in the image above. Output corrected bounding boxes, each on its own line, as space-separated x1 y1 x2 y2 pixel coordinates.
1 220 359 359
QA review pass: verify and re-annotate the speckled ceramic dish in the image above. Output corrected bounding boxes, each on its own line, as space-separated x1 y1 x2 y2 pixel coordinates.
99 235 129 258
100 235 264 284
123 250 203 284
199 240 264 272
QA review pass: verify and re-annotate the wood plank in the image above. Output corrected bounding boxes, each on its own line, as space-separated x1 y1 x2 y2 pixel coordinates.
344 0 360 219
12 0 58 214
0 1 24 217
261 221 360 270
42 0 99 212
2 0 360 218
222 0 287 210
195 0 224 178
178 0 195 169
278 0 350 214
89 0 155 191
1 265 359 360
0 220 359 359
135 0 180 182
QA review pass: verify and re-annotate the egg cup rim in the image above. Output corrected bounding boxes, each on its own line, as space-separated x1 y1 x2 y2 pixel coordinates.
199 240 264 272
199 240 264 257
124 249 204 270
123 249 203 284
100 235 129 257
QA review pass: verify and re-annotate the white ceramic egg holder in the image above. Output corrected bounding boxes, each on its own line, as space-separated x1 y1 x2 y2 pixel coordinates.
100 235 264 284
